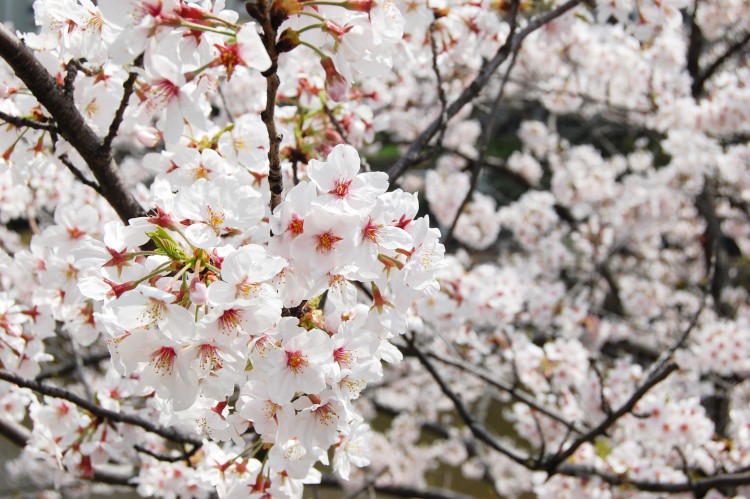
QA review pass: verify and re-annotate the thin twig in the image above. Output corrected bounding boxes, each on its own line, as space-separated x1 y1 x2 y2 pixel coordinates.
0 110 57 131
69 339 93 403
692 31 750 98
59 154 102 193
442 0 520 244
543 362 678 472
217 79 235 124
257 1 283 211
324 104 350 143
387 0 584 183
407 334 530 466
103 53 143 153
426 350 584 434
134 443 202 463
0 370 202 447
0 25 144 222
323 104 371 171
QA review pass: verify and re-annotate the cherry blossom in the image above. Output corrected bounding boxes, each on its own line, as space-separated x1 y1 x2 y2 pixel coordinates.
0 0 749 498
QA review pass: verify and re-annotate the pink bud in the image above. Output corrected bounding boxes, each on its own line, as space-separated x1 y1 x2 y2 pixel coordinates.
189 278 209 305
344 0 375 12
135 126 161 147
321 57 348 103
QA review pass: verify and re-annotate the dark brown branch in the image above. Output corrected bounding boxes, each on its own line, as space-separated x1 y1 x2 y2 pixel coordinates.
59 154 102 193
0 24 144 222
103 54 143 153
134 443 202 463
387 0 584 183
558 463 750 494
0 369 202 447
0 416 135 487
0 415 31 447
685 0 702 94
63 59 78 95
0 110 57 131
697 180 733 317
407 335 530 466
255 0 283 211
426 350 585 434
597 261 625 316
692 31 750 98
543 362 678 472
442 1 520 244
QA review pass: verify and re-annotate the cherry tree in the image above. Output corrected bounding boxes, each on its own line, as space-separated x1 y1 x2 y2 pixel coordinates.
0 0 748 497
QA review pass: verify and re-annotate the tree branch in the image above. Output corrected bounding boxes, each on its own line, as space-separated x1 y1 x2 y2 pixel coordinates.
443 0 520 244
387 0 584 183
102 54 143 153
0 370 202 447
692 31 750 98
429 19 448 148
407 334 531 467
543 362 678 472
255 0 283 211
557 463 750 494
0 25 144 222
36 349 111 381
134 443 202 464
0 110 57 132
426 350 585 434
0 416 135 487
59 154 102 194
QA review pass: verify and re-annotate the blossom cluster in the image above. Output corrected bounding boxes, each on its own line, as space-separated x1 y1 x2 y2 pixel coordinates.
0 0 749 497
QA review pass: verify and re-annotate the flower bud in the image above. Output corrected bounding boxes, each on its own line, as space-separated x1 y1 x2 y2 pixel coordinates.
189 277 209 305
276 28 300 54
344 0 375 12
135 126 161 147
321 57 347 103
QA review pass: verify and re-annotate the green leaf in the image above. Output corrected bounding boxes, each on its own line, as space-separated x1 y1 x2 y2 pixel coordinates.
146 227 187 262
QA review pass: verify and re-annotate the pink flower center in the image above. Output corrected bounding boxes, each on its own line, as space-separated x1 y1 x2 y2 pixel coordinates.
198 344 223 371
219 309 242 334
333 347 354 367
315 403 337 426
316 231 343 253
206 205 225 231
332 179 353 198
150 346 176 375
67 227 86 240
286 350 308 373
214 43 244 79
286 216 305 237
362 218 383 243
150 79 180 107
